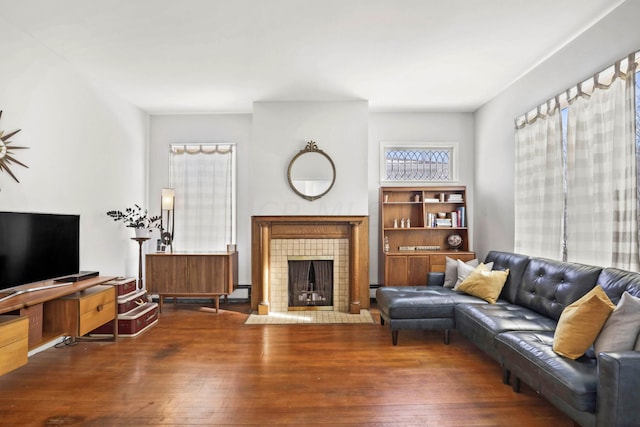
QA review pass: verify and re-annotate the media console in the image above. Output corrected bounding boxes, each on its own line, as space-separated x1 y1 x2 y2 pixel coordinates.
0 276 117 376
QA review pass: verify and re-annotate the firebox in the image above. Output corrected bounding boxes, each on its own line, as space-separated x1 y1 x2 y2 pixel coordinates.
288 258 333 310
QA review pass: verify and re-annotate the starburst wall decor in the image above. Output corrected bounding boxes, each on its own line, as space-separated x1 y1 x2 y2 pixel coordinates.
0 110 28 185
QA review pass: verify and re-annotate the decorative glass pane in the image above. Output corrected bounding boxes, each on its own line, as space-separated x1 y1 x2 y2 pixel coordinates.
384 148 451 181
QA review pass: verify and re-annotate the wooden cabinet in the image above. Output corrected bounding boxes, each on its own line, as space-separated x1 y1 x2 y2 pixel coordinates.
0 315 28 376
146 251 238 312
43 285 117 339
380 186 475 286
385 254 430 286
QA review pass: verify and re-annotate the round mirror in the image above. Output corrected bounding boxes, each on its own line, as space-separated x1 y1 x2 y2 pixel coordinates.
287 141 336 201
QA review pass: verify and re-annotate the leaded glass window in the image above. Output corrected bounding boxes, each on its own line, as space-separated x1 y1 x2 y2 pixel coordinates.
381 144 457 182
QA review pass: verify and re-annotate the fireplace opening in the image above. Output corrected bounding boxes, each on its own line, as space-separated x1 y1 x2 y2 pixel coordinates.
288 259 333 309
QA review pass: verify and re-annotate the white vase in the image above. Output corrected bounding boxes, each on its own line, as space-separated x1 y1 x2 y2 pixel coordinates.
134 228 150 238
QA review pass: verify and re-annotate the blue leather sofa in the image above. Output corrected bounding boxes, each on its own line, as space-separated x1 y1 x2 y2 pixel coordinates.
375 250 640 427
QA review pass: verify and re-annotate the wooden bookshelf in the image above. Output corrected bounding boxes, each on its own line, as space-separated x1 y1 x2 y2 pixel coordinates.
380 186 475 286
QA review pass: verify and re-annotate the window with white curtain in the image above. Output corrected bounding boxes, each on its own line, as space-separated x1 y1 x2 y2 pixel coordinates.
169 144 236 252
514 51 639 270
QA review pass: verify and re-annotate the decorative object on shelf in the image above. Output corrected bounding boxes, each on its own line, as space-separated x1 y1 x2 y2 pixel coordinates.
287 140 336 201
447 233 463 250
160 188 175 253
106 205 161 237
0 111 28 187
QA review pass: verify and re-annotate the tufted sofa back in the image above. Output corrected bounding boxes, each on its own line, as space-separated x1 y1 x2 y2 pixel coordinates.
596 267 640 304
516 257 602 321
484 251 531 304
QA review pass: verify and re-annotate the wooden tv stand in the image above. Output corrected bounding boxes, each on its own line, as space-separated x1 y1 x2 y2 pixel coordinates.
0 276 117 376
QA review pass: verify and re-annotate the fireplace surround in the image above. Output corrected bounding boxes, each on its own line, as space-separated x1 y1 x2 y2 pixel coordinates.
251 216 369 315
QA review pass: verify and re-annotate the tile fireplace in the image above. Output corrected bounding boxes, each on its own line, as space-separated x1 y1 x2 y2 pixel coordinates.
251 216 369 315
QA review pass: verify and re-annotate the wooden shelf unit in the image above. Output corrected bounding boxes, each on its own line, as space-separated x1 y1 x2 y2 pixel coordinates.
380 186 475 286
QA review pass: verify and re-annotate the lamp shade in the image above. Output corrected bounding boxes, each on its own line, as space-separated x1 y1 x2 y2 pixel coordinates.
161 188 175 210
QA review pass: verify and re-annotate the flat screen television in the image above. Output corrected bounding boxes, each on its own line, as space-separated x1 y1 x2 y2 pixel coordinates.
0 211 80 291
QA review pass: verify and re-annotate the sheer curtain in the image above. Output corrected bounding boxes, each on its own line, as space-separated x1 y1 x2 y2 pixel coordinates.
170 144 235 252
514 103 564 259
566 63 638 269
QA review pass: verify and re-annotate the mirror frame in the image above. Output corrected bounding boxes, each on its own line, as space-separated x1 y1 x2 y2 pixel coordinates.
287 141 336 201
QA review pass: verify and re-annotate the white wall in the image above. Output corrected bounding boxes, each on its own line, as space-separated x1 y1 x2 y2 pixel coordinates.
474 0 640 261
250 101 369 216
368 112 475 284
0 17 148 279
148 114 252 282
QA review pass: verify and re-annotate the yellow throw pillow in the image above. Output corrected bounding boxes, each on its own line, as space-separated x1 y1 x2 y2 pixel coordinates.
553 285 615 359
456 266 509 304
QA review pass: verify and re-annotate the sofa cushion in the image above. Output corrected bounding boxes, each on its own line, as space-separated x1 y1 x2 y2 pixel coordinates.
453 261 493 290
496 331 598 413
596 267 640 304
553 285 615 359
444 257 478 288
456 268 509 304
484 251 531 304
376 286 486 320
455 303 558 363
516 257 602 321
594 291 640 354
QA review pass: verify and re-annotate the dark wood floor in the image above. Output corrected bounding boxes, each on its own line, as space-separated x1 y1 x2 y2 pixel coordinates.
0 300 573 426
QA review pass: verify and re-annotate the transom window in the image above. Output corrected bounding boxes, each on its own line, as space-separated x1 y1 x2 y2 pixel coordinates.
380 143 458 183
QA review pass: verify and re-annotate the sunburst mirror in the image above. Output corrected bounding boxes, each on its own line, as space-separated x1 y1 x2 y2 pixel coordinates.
0 111 28 185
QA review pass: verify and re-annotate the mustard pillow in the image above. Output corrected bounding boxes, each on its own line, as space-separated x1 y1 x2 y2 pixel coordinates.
553 285 615 359
456 266 509 304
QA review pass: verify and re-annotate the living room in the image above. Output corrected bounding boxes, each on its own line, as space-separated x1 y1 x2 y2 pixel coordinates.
1 1 639 426
0 1 635 287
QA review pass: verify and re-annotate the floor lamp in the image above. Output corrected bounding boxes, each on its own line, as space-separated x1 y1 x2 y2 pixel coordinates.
161 188 175 253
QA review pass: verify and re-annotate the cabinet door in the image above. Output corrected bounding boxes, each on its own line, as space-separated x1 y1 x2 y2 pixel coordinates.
385 255 408 286
146 255 186 293
407 256 430 286
187 256 230 294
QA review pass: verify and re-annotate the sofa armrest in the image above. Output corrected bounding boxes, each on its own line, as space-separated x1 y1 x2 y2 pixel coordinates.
596 351 640 427
427 272 445 287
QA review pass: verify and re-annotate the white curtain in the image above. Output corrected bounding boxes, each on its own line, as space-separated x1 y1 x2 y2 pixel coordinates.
170 144 235 252
566 66 638 269
514 104 564 259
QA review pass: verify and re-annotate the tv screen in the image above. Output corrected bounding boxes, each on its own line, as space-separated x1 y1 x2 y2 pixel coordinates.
0 212 80 291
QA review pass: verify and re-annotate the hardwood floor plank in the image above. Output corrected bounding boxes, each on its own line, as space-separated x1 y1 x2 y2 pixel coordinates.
0 302 573 426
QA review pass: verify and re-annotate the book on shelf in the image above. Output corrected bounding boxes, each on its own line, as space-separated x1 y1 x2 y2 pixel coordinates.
426 212 440 227
451 211 458 228
447 194 463 203
455 206 466 227
435 219 452 227
424 198 440 203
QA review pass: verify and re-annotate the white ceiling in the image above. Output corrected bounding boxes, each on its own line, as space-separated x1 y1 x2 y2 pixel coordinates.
0 0 625 114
